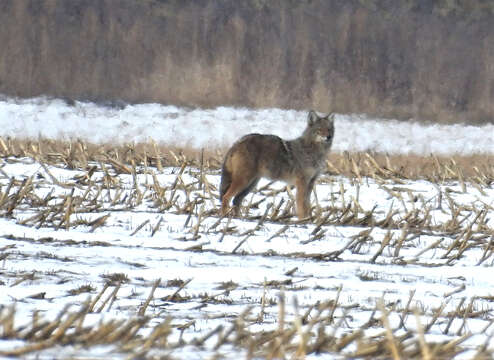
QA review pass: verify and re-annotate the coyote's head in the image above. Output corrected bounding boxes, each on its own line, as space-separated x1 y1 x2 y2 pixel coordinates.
305 110 335 146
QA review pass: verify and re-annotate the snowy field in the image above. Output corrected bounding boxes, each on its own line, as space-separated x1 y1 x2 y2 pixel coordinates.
0 96 493 155
0 96 493 358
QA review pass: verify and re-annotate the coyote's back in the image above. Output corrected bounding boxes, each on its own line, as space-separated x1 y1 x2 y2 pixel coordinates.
220 111 334 219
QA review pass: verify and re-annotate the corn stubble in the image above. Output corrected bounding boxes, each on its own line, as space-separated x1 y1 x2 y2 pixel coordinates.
0 137 493 359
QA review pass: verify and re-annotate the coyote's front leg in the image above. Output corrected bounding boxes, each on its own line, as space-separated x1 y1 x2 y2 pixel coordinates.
295 177 312 219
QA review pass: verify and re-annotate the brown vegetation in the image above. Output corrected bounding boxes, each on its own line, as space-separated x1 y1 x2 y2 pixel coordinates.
0 292 483 359
1 137 492 184
1 1 494 123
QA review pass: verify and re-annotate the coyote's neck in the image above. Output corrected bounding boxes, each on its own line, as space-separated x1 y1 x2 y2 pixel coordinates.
287 134 330 171
294 132 331 152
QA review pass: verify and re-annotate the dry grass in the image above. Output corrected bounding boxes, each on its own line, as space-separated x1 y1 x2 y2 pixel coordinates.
0 137 492 183
0 136 492 251
5 1 494 125
0 286 487 359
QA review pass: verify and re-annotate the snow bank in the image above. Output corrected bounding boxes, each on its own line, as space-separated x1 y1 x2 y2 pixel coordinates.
1 96 492 155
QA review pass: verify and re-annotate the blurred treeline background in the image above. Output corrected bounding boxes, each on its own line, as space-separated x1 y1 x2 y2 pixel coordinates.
1 0 494 124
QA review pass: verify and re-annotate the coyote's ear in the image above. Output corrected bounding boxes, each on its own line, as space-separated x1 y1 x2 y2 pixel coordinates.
308 110 318 126
326 113 335 122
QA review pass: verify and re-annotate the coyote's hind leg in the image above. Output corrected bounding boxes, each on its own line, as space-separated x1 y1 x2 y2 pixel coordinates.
232 178 259 216
221 176 255 217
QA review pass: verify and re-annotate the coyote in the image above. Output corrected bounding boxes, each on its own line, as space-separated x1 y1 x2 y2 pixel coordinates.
220 111 335 219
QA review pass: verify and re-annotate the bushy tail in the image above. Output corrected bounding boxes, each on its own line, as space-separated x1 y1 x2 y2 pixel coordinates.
220 159 232 202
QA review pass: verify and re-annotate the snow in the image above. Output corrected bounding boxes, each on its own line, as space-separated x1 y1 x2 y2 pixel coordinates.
0 95 493 358
0 96 493 155
0 158 493 357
